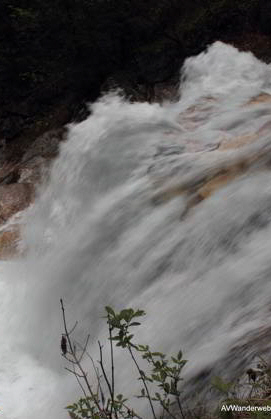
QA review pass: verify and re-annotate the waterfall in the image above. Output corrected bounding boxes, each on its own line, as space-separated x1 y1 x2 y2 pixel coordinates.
1 41 271 418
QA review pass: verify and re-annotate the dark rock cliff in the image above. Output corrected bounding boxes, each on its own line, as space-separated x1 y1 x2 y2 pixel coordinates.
1 0 271 159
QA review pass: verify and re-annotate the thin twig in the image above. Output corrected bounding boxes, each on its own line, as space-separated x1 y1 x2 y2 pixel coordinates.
160 402 177 419
68 321 78 335
65 367 85 378
109 324 116 419
75 338 108 410
72 364 89 401
177 395 185 419
122 404 144 419
128 346 157 419
60 298 102 413
98 341 113 396
75 339 104 394
78 334 90 363
98 340 119 419
62 356 78 364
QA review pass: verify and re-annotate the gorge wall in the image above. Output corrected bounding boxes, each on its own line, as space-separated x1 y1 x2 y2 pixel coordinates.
2 0 271 161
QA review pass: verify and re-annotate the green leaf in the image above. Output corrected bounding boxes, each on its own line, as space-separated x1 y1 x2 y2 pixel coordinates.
134 310 146 317
170 380 177 395
164 383 170 394
177 349 183 360
137 344 148 351
105 306 115 317
120 309 129 321
151 352 165 358
155 392 161 400
160 370 167 381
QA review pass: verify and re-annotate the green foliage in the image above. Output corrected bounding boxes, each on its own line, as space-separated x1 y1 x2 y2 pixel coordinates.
62 302 271 419
106 306 186 418
212 358 271 419
61 303 186 419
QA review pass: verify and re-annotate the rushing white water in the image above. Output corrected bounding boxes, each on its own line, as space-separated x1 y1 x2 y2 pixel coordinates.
2 41 271 418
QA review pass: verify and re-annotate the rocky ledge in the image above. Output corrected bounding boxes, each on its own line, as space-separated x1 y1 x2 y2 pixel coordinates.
0 127 67 259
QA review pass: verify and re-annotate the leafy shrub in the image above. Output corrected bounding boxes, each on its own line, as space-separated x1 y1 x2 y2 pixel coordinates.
60 300 186 419
61 300 271 419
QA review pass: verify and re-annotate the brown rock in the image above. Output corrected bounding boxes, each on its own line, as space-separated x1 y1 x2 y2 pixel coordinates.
218 119 271 151
0 161 20 184
0 184 34 224
197 172 238 199
21 127 67 163
151 149 271 217
246 93 271 106
218 133 259 151
178 97 216 130
0 230 20 259
18 156 51 184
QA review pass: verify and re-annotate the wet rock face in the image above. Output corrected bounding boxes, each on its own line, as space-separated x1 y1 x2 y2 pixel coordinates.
0 229 20 259
0 128 66 186
21 127 67 162
0 184 34 224
18 156 49 184
0 127 66 258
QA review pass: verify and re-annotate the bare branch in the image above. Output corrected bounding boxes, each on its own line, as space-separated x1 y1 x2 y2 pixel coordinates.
65 367 85 379
128 346 157 419
68 321 78 335
98 341 113 399
71 363 91 410
78 334 91 363
109 324 116 419
60 298 103 413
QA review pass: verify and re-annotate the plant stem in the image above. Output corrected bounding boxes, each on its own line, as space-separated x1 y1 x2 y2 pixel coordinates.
98 341 118 419
177 396 185 419
109 324 117 419
128 345 157 419
160 401 177 419
60 299 102 413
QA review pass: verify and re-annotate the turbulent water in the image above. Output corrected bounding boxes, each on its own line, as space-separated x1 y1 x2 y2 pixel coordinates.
2 41 271 418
